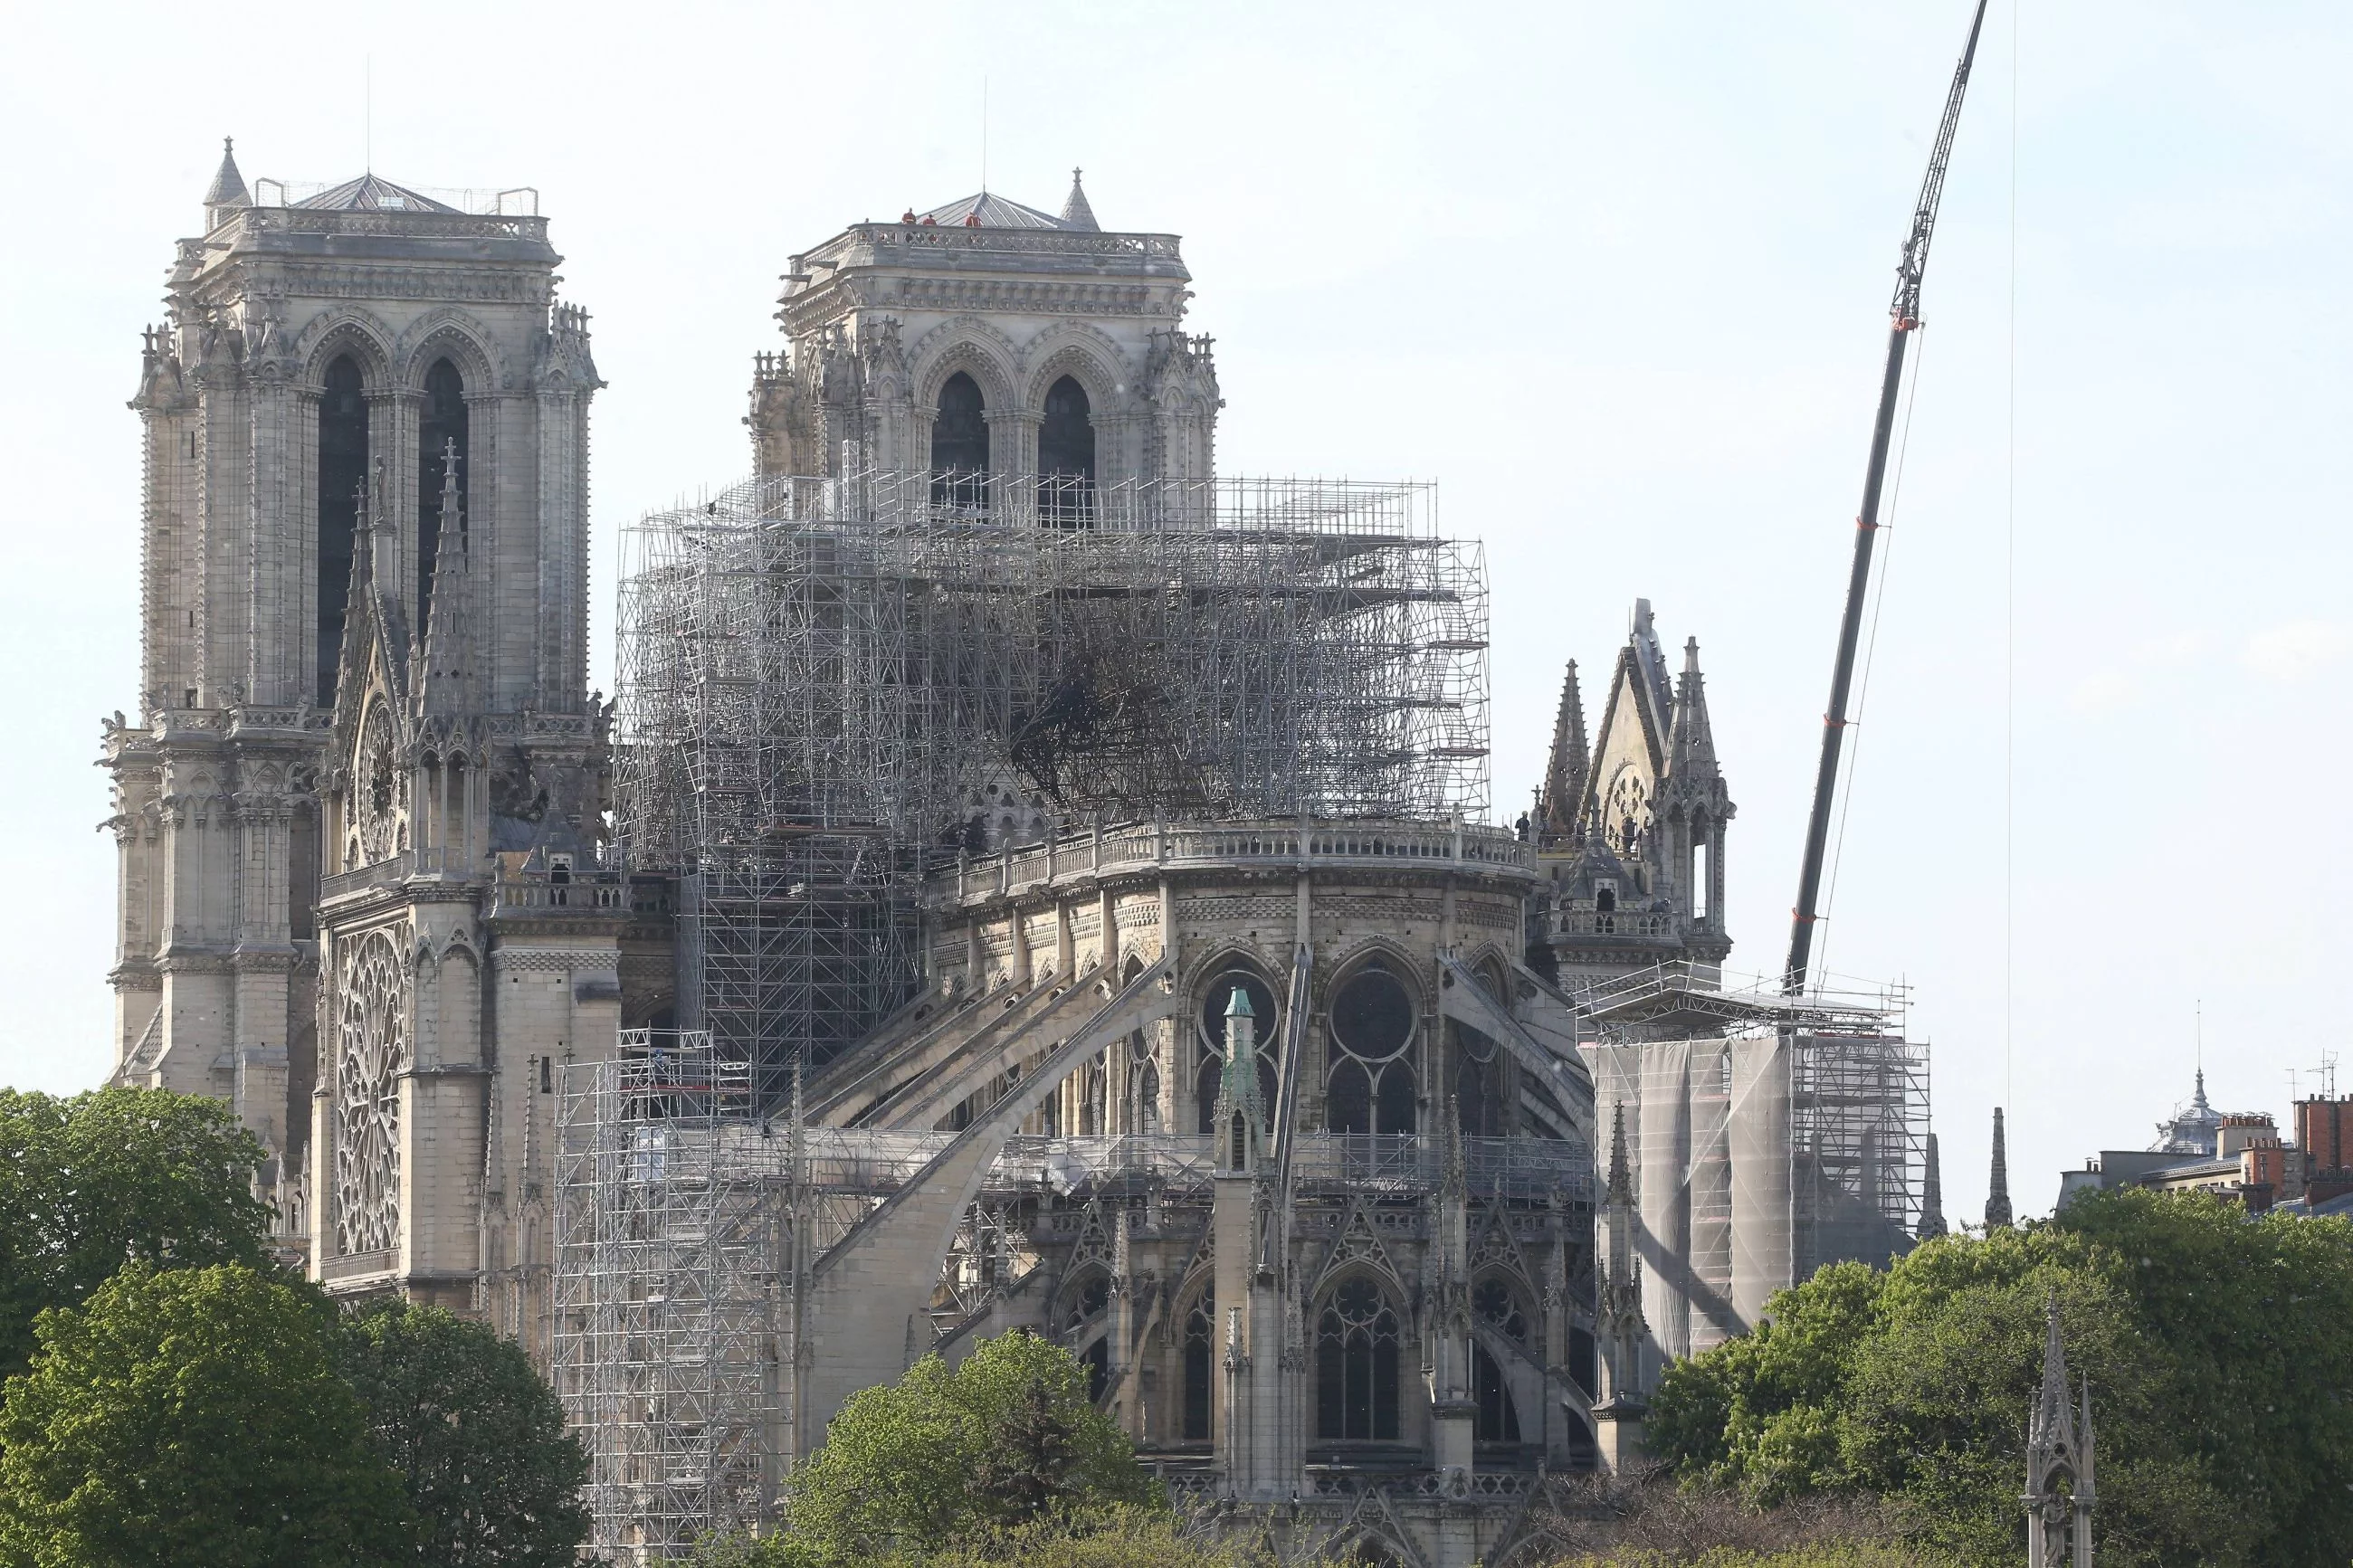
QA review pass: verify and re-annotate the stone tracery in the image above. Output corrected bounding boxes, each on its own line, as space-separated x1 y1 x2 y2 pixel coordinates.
332 927 409 1257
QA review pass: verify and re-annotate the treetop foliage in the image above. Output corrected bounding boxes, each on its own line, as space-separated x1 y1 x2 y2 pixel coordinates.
774 1330 1158 1565
1647 1188 2353 1568
0 1088 273 1380
335 1300 591 1568
0 1262 406 1568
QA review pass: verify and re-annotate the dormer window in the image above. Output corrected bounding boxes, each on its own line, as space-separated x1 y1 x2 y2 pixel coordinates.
1595 883 1617 915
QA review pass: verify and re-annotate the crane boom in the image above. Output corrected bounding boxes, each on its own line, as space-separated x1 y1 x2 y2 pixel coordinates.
1786 0 1990 996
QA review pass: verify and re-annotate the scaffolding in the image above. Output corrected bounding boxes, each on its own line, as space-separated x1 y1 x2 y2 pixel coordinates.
1579 965 1929 1353
614 469 1489 1104
554 1031 911 1561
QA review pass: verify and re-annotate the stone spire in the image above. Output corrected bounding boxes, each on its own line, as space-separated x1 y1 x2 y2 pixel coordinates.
203 137 249 225
1986 1107 2014 1230
1212 984 1264 1174
1668 637 1720 776
1059 167 1100 232
2024 1293 2096 1566
1539 660 1589 843
1593 1100 1651 1468
1606 1098 1634 1207
1917 1130 1948 1240
419 441 474 716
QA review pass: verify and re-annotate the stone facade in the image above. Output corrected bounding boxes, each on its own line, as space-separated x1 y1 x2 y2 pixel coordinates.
1524 600 1734 987
747 177 1221 485
101 146 671 1348
782 819 1605 1567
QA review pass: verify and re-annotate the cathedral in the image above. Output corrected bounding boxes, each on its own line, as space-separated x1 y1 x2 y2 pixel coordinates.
102 143 1924 1567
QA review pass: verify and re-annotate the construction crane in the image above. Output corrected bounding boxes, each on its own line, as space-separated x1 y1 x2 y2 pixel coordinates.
1786 0 1992 996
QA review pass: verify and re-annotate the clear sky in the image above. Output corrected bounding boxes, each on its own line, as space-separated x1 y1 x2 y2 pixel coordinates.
3 1 2347 1227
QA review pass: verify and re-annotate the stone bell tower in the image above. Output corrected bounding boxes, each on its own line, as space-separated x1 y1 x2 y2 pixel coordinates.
101 139 605 1290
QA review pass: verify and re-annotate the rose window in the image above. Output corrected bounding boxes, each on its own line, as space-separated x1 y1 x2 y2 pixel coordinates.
333 928 409 1256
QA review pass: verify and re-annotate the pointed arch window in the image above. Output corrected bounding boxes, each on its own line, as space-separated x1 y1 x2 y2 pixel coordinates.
1181 1290 1215 1441
1325 958 1416 1136
318 355 368 708
931 371 989 508
417 357 468 630
1472 1344 1521 1443
1315 1278 1400 1440
1039 374 1096 526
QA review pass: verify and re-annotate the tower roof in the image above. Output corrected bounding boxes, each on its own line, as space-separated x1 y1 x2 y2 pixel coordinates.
294 173 460 214
915 189 1082 230
1059 168 1100 232
2154 1068 2224 1155
204 137 249 210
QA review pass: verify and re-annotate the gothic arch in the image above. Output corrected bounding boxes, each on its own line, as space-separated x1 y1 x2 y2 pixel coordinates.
297 310 397 390
909 318 1021 411
1185 946 1285 1014
1021 322 1129 409
1053 1262 1113 1333
396 309 505 393
1311 1200 1410 1304
1327 935 1425 993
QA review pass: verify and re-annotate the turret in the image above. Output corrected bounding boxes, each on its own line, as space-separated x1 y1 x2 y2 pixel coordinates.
1060 167 1100 232
203 137 248 231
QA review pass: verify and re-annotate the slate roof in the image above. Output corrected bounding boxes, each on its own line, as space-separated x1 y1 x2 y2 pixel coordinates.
204 138 248 207
295 174 461 214
913 191 1074 230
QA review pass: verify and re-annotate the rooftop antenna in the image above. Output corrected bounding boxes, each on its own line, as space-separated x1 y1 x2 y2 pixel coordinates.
981 75 989 194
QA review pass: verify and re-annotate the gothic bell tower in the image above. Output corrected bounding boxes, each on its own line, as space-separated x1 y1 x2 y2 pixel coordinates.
101 141 605 1292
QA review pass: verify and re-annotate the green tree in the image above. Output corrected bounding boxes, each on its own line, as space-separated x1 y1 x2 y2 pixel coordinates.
0 1262 405 1568
782 1330 1157 1563
334 1300 590 1568
1647 1190 2353 1568
0 1088 273 1379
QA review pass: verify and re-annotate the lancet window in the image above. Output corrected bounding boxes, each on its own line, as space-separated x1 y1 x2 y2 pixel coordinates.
1039 374 1096 525
318 355 368 708
416 357 468 629
1315 1277 1401 1440
931 371 989 508
1325 957 1417 1136
1181 1289 1215 1441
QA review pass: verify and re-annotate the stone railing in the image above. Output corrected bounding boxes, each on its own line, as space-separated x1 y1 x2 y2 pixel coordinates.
235 206 548 243
829 223 1185 264
320 859 407 903
937 818 1535 908
1302 1468 1535 1499
1552 908 1680 939
1291 1133 1591 1200
491 876 628 916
